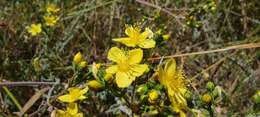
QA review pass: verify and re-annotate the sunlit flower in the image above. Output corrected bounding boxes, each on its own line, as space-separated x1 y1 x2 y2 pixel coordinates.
54 103 83 117
27 23 42 36
46 4 60 14
43 15 59 26
157 59 188 117
113 26 155 49
58 87 88 103
106 47 148 88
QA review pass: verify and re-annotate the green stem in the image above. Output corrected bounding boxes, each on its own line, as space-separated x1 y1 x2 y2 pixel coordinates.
3 86 22 110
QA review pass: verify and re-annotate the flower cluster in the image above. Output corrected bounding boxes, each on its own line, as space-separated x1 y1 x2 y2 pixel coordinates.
27 3 59 36
106 26 155 88
50 24 192 116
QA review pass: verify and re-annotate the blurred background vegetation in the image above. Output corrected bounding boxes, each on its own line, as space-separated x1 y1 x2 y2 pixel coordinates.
0 0 259 116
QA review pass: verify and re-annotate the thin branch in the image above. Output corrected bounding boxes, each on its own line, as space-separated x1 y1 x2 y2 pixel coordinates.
148 43 260 61
0 82 55 87
135 0 184 25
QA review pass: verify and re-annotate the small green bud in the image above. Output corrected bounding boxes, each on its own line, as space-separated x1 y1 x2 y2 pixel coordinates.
136 84 148 94
206 81 215 91
212 86 222 97
162 34 170 41
184 90 192 100
252 90 260 104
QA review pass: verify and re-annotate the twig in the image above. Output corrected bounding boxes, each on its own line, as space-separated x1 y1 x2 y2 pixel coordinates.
190 52 236 81
135 0 184 26
17 87 50 117
148 43 260 61
0 82 55 87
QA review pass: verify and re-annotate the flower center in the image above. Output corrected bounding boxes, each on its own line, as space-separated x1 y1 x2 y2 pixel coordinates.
118 62 130 72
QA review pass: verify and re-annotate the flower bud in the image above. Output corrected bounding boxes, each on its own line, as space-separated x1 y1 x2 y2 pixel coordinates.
88 80 103 91
148 90 159 103
162 34 170 41
206 81 215 91
79 61 87 68
92 63 101 78
73 52 83 64
212 86 222 97
183 89 192 100
32 57 42 72
136 84 148 94
104 73 113 82
252 90 260 104
202 93 212 104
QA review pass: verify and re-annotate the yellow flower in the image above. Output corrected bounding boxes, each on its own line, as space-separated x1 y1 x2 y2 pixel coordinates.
202 93 212 103
148 90 159 103
54 103 83 117
106 47 148 88
73 52 83 64
87 80 103 90
46 3 60 14
157 59 187 116
58 87 88 103
27 23 42 36
113 26 156 49
43 15 59 26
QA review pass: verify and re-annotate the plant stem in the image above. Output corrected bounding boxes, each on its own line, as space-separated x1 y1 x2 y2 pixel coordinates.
2 86 22 110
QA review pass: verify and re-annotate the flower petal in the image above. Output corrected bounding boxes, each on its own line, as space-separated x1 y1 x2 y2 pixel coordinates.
67 103 78 115
78 95 87 100
140 28 153 40
75 113 84 117
113 37 137 47
115 72 133 88
106 65 118 74
158 65 167 86
80 86 89 94
108 47 126 63
68 87 81 94
130 64 148 77
164 59 176 78
58 94 73 103
128 49 143 64
138 39 156 49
